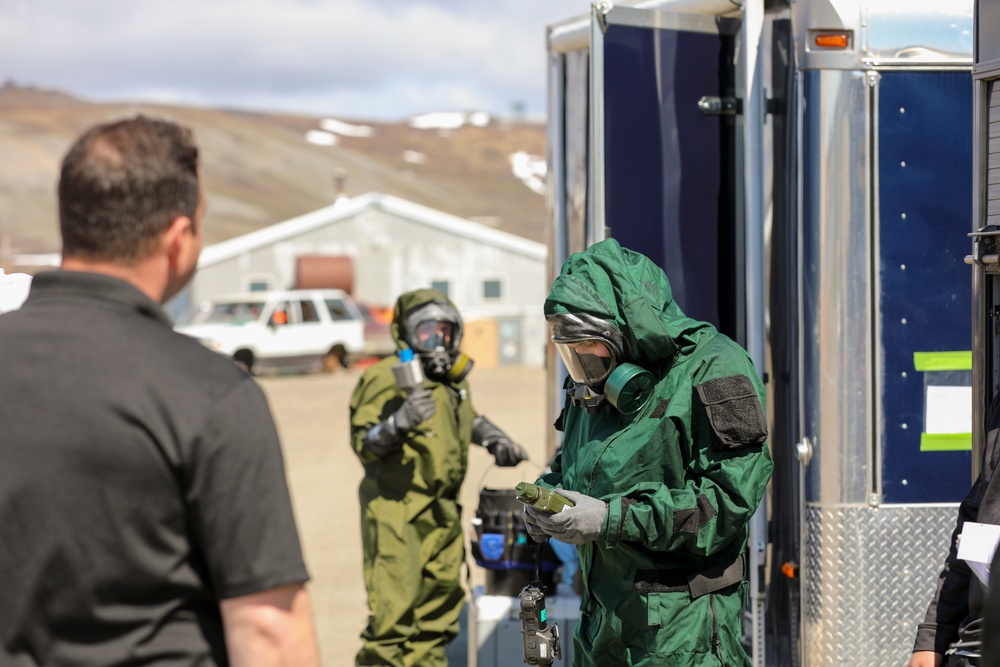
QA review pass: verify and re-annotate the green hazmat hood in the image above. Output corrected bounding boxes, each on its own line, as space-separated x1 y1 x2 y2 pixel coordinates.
544 239 715 368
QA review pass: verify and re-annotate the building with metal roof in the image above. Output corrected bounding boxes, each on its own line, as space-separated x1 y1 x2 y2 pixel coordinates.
169 192 549 367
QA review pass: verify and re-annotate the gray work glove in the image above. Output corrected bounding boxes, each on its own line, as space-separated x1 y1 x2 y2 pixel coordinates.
393 389 436 433
527 489 607 545
522 506 550 543
486 439 528 467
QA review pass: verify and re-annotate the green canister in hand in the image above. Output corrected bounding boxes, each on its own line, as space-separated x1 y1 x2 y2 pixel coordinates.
515 482 575 514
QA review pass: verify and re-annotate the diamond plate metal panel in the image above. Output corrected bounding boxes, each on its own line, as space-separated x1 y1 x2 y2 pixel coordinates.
804 504 957 666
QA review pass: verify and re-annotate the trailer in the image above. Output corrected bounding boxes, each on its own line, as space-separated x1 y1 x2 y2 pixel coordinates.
545 1 976 664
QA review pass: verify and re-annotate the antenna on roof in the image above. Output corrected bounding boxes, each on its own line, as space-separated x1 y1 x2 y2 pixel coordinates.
332 167 350 206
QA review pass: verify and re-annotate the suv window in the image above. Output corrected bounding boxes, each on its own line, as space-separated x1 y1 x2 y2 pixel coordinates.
194 301 264 325
299 299 320 323
326 299 352 321
270 302 292 326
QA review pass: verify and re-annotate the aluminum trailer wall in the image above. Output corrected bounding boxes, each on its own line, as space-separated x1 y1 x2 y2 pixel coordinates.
790 2 974 664
796 67 972 666
546 1 976 665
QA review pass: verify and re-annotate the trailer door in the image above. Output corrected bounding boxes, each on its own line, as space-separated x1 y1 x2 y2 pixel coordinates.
590 6 742 340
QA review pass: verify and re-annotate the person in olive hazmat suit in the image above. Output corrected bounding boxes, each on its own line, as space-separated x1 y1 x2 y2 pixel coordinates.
350 288 528 667
523 239 773 667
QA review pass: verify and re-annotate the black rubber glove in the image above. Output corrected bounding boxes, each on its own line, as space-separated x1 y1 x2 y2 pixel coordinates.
363 389 436 458
486 439 528 467
393 389 436 433
364 431 401 459
471 415 527 466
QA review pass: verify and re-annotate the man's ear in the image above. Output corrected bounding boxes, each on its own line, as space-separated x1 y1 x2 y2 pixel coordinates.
163 215 193 269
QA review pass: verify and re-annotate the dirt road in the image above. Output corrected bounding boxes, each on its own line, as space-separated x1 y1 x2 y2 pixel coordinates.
257 365 550 666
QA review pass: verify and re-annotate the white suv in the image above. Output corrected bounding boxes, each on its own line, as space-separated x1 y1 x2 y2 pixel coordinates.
175 289 366 374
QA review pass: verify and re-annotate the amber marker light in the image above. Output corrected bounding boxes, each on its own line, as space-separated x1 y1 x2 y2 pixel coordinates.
815 33 850 49
781 562 798 579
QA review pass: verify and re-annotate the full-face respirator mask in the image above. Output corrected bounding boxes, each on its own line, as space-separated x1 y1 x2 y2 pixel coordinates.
549 313 654 416
404 302 473 382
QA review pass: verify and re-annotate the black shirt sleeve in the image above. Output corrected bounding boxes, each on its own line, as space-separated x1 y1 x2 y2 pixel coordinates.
183 378 309 599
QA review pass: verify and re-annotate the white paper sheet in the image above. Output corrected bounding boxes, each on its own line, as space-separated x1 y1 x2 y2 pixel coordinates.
925 385 972 434
957 521 1000 588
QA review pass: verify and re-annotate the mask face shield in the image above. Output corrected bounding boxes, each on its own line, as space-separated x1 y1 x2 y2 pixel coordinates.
411 320 457 353
554 338 617 387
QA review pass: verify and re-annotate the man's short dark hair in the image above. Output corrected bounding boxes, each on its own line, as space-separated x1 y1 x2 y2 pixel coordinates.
58 115 200 264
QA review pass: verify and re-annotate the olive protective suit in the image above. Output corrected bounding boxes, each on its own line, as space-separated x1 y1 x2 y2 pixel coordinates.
350 289 525 667
535 240 773 667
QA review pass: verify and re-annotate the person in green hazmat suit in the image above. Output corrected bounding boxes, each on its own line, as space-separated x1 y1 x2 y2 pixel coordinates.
350 288 528 667
523 239 773 667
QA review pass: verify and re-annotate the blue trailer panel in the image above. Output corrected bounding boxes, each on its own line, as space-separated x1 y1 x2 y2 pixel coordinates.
877 71 973 504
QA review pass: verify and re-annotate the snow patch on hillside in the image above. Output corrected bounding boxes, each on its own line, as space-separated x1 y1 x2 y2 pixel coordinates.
320 118 374 137
305 130 339 146
403 151 427 165
510 151 546 195
409 111 490 130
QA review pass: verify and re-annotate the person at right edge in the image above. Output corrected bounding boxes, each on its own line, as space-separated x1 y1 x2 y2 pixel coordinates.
907 390 1000 667
522 238 773 667
985 546 1000 667
349 288 528 667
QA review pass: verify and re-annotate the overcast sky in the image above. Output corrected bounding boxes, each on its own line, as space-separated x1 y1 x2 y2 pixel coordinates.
0 0 591 122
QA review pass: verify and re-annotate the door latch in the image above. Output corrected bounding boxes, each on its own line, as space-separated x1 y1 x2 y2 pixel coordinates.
697 96 741 116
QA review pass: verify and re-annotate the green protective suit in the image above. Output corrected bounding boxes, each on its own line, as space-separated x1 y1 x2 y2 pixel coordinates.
540 240 774 667
350 289 478 667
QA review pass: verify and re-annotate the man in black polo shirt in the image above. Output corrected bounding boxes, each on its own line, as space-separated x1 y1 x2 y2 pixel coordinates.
0 116 320 667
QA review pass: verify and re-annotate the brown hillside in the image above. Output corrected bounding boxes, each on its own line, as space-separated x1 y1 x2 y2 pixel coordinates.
0 84 549 263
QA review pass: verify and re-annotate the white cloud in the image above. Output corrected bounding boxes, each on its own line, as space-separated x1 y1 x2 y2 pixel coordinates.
0 0 590 120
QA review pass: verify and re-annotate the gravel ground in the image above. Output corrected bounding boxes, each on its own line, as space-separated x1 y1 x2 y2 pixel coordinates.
257 365 550 667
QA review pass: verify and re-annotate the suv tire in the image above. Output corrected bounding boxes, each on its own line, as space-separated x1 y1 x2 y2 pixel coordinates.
322 345 347 372
233 349 256 374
